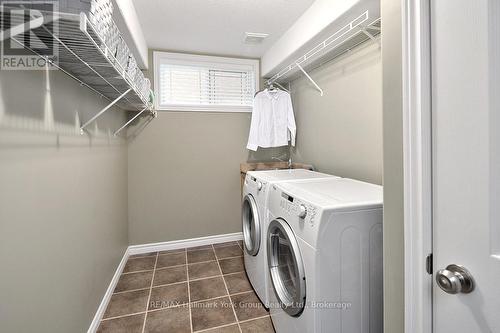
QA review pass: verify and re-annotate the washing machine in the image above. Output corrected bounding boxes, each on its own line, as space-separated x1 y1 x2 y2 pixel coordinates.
266 177 383 333
241 169 337 308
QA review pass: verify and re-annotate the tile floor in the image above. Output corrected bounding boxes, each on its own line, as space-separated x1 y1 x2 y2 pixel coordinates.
97 241 275 333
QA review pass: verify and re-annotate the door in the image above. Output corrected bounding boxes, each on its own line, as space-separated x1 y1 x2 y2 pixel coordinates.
242 194 261 256
431 0 500 331
267 218 306 316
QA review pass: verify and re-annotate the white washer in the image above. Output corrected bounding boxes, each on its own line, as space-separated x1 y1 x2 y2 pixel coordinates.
241 169 337 307
266 177 383 333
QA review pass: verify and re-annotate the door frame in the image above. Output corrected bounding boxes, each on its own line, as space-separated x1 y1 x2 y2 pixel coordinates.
402 0 433 332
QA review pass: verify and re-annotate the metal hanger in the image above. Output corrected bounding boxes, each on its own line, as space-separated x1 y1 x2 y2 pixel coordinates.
254 82 280 97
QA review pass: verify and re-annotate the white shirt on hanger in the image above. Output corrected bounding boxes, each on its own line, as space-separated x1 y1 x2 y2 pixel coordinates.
246 89 296 151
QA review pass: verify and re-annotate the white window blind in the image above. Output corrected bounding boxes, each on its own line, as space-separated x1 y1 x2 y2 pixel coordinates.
154 52 259 112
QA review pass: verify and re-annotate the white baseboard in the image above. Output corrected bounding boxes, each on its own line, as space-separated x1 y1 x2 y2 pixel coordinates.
88 232 243 332
87 248 130 333
128 232 243 256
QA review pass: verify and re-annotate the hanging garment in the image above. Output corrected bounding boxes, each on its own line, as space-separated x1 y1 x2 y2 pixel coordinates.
246 89 296 151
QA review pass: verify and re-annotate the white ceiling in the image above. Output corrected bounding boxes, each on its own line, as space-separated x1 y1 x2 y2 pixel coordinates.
132 0 315 58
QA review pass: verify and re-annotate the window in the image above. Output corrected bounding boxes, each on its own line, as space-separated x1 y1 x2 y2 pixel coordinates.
154 52 259 112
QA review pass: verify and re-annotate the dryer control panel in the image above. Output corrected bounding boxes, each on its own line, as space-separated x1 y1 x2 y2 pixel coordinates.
278 190 317 227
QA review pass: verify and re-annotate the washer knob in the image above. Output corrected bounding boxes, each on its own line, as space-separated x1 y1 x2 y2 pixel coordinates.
298 204 307 218
257 181 263 191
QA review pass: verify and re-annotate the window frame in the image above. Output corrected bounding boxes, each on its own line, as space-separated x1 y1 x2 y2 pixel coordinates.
153 51 259 113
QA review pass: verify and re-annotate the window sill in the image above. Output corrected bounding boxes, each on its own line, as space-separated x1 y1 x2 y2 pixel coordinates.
156 104 252 113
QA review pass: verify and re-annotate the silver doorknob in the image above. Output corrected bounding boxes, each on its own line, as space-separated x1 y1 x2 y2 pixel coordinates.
436 264 474 294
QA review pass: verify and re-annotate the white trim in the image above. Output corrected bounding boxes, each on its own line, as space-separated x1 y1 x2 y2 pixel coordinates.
128 232 243 256
402 0 433 332
87 248 130 333
153 51 259 113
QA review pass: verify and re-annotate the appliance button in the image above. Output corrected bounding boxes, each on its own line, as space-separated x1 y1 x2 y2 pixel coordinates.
257 181 263 191
298 204 307 218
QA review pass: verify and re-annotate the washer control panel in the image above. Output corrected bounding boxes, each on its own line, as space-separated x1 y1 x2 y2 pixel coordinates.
257 181 263 191
247 176 267 194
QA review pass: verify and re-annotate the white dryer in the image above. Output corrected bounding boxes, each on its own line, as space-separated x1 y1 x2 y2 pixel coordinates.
241 169 337 308
265 177 383 333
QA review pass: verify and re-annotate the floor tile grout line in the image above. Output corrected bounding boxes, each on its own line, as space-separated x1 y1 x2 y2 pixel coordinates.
100 244 268 332
122 268 155 275
152 263 187 271
123 253 244 275
152 280 188 289
189 290 255 306
141 252 159 333
101 310 147 321
238 314 271 324
193 242 239 250
126 255 243 274
216 255 244 262
157 251 188 258
188 273 223 282
195 254 243 263
223 271 247 277
100 309 271 330
145 290 253 313
127 255 158 261
213 244 243 333
128 242 242 260
129 248 186 258
186 249 194 333
158 249 187 254
193 321 239 333
113 287 151 295
129 254 158 259
147 302 189 313
128 270 246 293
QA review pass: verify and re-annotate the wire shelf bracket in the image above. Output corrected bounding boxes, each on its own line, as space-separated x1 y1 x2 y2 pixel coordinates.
361 24 380 43
113 106 148 136
80 88 131 133
295 62 324 96
273 82 290 93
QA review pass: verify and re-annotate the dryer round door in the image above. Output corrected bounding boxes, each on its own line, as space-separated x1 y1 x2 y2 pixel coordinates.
267 218 306 317
242 194 261 256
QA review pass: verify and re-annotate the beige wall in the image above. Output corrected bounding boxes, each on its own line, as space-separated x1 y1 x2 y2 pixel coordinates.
381 0 405 332
128 111 246 244
290 42 383 185
127 50 286 245
0 69 128 332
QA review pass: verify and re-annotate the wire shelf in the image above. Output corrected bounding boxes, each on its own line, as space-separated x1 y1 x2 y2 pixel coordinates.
1 9 153 112
267 11 381 85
